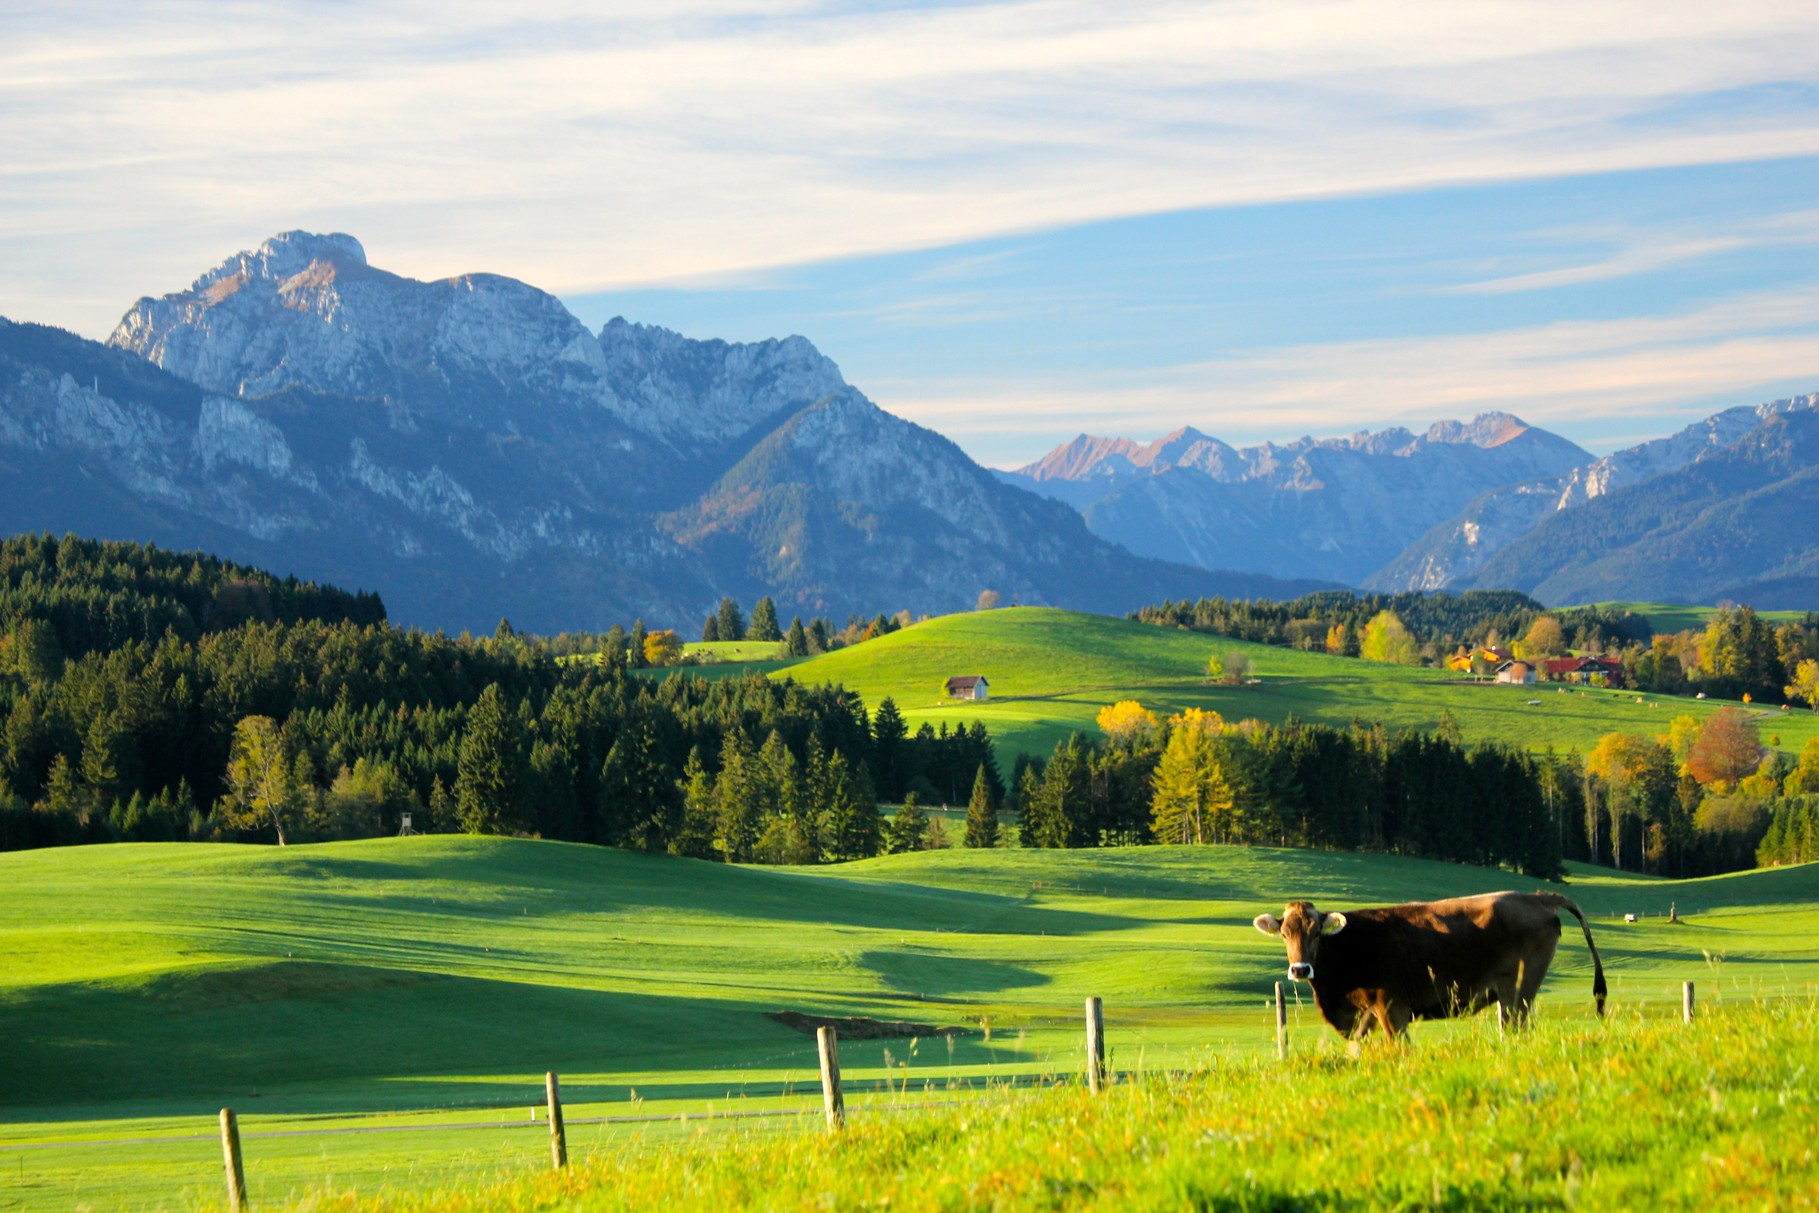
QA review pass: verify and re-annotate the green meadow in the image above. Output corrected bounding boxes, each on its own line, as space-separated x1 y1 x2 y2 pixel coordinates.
286 1005 1819 1212
3 836 1816 1210
771 607 1819 762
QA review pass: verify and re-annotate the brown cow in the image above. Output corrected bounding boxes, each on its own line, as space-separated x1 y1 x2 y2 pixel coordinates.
1253 891 1606 1038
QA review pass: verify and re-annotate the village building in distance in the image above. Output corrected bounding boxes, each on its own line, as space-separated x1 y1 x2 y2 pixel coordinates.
945 675 990 701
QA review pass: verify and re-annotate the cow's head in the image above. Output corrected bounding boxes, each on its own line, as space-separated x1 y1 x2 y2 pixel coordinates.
1253 900 1347 983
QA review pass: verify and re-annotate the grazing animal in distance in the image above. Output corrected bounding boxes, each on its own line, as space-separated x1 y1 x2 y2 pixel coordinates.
1253 892 1606 1038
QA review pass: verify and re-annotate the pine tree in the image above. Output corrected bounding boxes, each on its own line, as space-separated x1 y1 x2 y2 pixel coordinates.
427 775 452 831
628 619 649 669
1021 735 1093 848
715 598 746 643
808 618 831 653
713 730 761 863
701 614 721 642
455 684 522 835
673 746 718 859
964 764 999 848
601 714 679 852
872 698 908 799
749 597 782 642
823 752 882 860
786 617 810 657
885 792 928 854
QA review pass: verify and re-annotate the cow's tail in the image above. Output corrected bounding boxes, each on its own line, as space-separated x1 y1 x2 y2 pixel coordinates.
1536 892 1607 1018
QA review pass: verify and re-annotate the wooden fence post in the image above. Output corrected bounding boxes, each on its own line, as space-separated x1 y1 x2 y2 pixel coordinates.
1274 982 1288 1060
1683 981 1695 1024
817 1026 845 1131
545 1072 567 1169
219 1108 248 1212
1085 997 1106 1093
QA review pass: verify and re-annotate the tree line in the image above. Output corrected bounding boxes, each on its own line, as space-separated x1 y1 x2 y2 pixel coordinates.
1007 697 1809 879
533 597 910 668
1132 590 1647 659
0 536 995 859
1010 704 1565 878
1135 590 1819 709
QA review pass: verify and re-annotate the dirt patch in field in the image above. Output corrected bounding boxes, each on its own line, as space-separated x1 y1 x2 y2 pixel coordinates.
767 1011 965 1040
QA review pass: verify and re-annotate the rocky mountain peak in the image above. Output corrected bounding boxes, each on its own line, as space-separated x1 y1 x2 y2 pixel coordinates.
105 232 856 448
189 230 369 295
1426 411 1530 448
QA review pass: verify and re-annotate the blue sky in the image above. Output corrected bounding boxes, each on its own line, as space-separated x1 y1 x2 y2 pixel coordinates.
571 156 1819 464
4 2 1818 466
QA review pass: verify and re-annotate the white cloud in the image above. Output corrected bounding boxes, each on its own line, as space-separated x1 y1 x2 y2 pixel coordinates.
881 287 1819 464
4 1 1819 334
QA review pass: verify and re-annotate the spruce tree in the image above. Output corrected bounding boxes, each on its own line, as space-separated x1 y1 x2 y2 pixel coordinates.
885 792 928 854
713 730 761 863
749 597 782 642
808 617 830 653
673 747 718 859
701 614 721 642
715 597 746 643
428 776 452 831
628 619 649 669
872 697 908 799
455 684 522 835
786 616 810 657
964 764 999 848
823 752 882 860
602 714 679 852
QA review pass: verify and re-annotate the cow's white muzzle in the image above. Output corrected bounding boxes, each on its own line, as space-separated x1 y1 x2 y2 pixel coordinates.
1288 963 1313 981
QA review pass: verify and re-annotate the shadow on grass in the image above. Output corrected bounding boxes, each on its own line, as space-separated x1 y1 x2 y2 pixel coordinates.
0 960 996 1124
242 841 1148 938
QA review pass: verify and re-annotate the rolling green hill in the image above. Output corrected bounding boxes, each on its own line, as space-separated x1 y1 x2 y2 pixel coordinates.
773 607 1819 761
2 837 1814 1207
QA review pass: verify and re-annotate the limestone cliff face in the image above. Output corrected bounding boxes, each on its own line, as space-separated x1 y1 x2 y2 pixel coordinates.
5 233 1308 631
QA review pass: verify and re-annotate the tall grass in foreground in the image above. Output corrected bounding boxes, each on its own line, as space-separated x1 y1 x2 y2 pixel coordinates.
284 1002 1816 1212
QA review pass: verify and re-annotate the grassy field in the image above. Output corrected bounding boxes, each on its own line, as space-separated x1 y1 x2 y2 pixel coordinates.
1574 600 1812 634
3 837 1816 1210
280 1004 1819 1212
768 607 1819 762
682 640 789 664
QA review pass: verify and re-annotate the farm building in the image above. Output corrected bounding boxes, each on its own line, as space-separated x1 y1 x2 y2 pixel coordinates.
1542 655 1624 686
1494 660 1535 685
945 675 990 701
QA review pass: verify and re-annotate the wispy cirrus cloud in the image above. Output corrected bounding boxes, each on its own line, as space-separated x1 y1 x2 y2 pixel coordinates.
5 1 1819 335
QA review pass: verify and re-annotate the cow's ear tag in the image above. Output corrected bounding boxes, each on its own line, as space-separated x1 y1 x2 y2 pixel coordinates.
1253 914 1282 936
1320 912 1347 936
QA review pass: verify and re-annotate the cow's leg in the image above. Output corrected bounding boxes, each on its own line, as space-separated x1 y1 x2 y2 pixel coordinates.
1511 947 1553 1028
1377 1000 1412 1040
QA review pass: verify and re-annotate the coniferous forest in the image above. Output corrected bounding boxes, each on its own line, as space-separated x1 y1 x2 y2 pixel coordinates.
0 533 987 858
2 533 1804 879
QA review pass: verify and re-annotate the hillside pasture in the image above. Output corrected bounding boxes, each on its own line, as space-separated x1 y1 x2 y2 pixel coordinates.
773 607 1819 761
2 837 1815 1209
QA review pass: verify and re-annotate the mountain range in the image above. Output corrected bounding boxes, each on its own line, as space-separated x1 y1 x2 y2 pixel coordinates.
1005 392 1819 609
0 232 1324 633
4 229 1813 627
